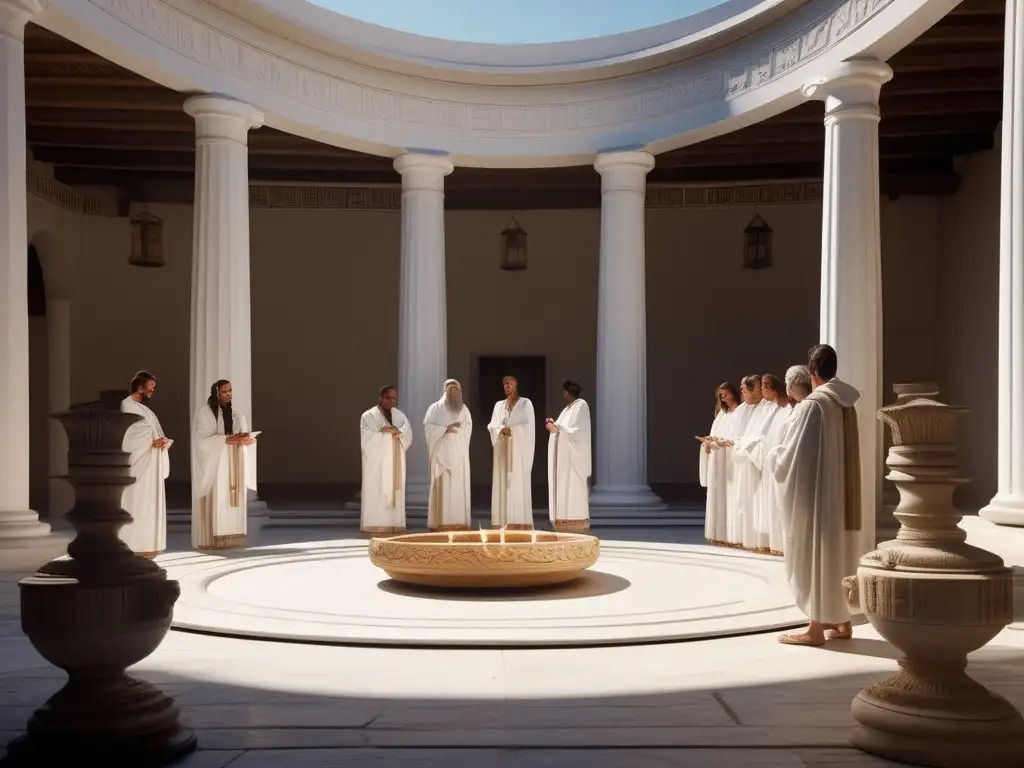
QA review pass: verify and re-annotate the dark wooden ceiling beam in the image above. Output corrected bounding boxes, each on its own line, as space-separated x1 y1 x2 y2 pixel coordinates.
889 50 1004 72
26 108 195 132
31 146 392 172
25 86 185 111
947 0 1006 16
908 22 1004 46
884 70 1002 96
26 126 362 156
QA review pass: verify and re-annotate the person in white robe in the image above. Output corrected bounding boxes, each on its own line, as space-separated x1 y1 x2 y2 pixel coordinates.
546 379 592 532
488 375 536 529
730 375 776 549
733 374 788 553
191 379 257 550
359 385 413 535
719 393 755 547
699 381 741 546
424 379 473 531
757 367 812 555
119 370 170 558
766 344 864 647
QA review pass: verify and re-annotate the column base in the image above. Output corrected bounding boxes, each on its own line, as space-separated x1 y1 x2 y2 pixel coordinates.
588 485 665 510
0 512 70 573
979 494 1024 527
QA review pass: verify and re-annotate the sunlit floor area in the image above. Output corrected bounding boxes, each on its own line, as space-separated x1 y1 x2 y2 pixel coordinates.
2 525 1023 768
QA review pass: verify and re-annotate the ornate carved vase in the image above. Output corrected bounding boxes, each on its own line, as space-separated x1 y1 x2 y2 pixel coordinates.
843 386 1024 767
5 406 196 766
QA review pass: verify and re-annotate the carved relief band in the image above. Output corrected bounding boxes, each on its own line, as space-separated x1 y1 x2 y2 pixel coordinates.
84 0 895 142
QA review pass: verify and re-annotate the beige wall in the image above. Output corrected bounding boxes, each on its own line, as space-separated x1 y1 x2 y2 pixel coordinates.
938 149 1001 510
26 179 971 499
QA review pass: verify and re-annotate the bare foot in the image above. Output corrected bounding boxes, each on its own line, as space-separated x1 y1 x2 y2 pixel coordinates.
825 622 853 640
778 632 826 647
778 622 826 647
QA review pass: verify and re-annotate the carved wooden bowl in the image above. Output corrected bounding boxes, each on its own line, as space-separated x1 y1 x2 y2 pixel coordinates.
368 530 600 588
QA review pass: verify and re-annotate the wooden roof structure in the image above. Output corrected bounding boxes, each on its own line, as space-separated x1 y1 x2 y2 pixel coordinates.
24 0 1005 211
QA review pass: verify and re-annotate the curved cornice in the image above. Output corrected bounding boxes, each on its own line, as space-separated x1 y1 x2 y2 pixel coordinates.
37 0 961 167
225 0 807 83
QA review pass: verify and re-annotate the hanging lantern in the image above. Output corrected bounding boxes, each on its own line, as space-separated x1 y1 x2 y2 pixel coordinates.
743 213 773 270
129 209 164 268
500 216 528 271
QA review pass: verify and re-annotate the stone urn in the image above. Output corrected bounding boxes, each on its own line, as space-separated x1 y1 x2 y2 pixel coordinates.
843 386 1024 767
4 406 196 766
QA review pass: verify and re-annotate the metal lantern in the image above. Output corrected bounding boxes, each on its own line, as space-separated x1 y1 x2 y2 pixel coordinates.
129 209 164 268
500 216 528 271
743 213 773 270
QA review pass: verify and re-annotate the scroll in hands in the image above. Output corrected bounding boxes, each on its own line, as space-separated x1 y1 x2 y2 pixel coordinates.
381 426 402 438
153 437 173 450
227 431 260 446
696 435 734 449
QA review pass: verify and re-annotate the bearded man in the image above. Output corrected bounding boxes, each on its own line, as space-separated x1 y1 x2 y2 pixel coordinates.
423 379 473 531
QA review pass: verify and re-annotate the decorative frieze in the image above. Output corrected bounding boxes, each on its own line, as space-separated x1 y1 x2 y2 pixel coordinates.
87 0 894 142
27 170 101 215
248 181 823 211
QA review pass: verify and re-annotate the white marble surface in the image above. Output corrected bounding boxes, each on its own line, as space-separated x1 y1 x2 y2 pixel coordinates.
2 525 1023 767
160 539 804 646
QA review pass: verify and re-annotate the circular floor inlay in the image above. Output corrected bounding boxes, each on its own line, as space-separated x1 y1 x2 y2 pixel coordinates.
160 540 804 648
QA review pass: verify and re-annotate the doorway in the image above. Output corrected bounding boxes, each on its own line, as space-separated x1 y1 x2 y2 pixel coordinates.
474 355 548 496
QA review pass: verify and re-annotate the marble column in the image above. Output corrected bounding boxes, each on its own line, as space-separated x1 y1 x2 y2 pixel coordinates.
46 297 73 521
184 95 264 524
590 150 662 510
394 152 453 508
0 0 68 571
804 59 892 551
980 0 1024 527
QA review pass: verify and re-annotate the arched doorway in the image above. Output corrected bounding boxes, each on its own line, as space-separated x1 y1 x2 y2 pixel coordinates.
27 244 50 518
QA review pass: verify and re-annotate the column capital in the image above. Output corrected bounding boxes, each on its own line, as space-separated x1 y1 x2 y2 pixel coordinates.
594 149 655 175
802 58 892 120
184 94 264 143
595 150 654 196
394 151 454 192
0 0 41 39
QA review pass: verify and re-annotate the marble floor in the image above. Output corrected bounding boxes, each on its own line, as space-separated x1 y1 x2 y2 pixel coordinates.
2 525 1023 767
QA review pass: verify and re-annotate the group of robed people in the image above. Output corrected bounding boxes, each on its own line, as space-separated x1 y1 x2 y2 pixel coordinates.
699 344 866 647
118 371 258 558
359 377 593 535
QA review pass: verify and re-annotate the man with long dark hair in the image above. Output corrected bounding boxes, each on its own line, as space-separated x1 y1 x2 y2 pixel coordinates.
191 379 256 550
120 370 170 557
546 380 592 532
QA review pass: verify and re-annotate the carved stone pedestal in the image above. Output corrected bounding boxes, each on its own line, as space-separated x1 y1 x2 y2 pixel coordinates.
3 408 196 766
844 386 1024 768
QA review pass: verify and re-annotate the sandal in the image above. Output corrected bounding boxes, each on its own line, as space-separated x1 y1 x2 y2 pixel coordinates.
778 633 826 647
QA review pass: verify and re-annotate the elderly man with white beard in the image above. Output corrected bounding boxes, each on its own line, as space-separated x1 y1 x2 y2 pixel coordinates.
424 379 473 531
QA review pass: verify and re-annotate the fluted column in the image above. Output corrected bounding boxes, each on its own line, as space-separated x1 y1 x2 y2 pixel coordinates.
590 150 662 510
804 59 892 551
980 0 1024 527
394 152 453 507
184 95 263 512
0 0 68 571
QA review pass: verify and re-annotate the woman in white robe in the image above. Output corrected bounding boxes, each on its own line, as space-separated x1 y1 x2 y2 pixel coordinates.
701 382 740 546
488 376 536 530
547 380 592 532
723 399 754 546
359 386 413 535
191 380 256 551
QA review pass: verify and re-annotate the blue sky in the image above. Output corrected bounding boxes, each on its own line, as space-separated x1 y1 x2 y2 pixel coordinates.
310 1 728 44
